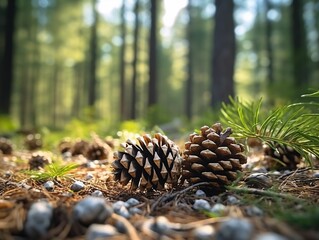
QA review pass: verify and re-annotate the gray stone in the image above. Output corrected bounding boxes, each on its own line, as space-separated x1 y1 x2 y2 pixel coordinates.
255 232 288 240
129 207 143 215
25 201 53 238
70 181 85 192
125 198 140 207
192 225 215 240
43 180 54 191
85 173 94 181
195 189 206 197
313 172 319 178
226 195 240 205
151 216 171 234
210 203 226 215
116 205 131 218
245 205 263 217
91 190 103 197
73 197 113 225
216 218 253 240
245 173 272 189
113 201 126 211
193 199 211 211
86 224 119 240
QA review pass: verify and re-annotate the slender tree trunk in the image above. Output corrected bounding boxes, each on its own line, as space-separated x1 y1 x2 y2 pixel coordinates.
119 0 127 120
0 0 16 115
186 0 194 119
265 0 274 84
88 0 98 107
211 0 235 108
291 0 308 87
131 0 140 119
148 0 158 107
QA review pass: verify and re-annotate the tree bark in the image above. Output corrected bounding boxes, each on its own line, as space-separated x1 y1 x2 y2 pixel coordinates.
88 0 98 107
265 0 274 84
148 0 158 107
186 0 194 119
0 0 16 115
291 0 308 87
130 0 140 119
211 0 235 108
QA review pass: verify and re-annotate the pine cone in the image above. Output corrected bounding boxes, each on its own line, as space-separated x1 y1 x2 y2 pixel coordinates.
85 135 111 160
112 133 182 191
0 138 13 155
70 139 90 156
25 133 42 150
182 123 247 191
58 138 73 154
263 143 302 170
29 152 51 170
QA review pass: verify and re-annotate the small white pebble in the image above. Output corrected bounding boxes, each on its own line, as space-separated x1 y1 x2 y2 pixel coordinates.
73 197 113 225
116 205 131 218
313 172 319 178
25 201 53 238
70 181 85 192
195 189 206 197
113 201 126 211
245 206 263 217
43 181 54 191
255 232 288 240
125 198 140 207
91 190 103 197
210 203 226 215
85 173 94 181
129 207 143 215
62 151 72 160
192 225 215 240
216 218 253 240
86 162 96 169
226 195 240 205
193 199 211 211
86 224 119 240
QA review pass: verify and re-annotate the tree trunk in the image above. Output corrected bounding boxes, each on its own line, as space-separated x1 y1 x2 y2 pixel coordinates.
265 0 274 84
148 0 158 107
291 0 308 87
130 0 140 119
211 0 235 108
119 0 127 120
88 0 98 107
185 0 194 119
0 0 16 115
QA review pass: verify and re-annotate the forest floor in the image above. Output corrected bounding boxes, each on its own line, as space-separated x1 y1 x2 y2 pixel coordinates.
0 142 319 240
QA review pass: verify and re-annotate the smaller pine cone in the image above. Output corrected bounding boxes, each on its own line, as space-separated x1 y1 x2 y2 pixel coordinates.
58 138 73 154
85 135 111 160
182 123 247 190
29 152 51 170
112 133 182 191
263 143 302 170
0 138 13 155
70 139 90 156
25 133 42 150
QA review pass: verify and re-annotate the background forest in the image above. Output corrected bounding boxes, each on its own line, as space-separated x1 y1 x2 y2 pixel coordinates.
0 0 319 136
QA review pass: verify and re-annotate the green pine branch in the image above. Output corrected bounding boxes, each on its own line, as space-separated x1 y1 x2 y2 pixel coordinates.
220 95 319 163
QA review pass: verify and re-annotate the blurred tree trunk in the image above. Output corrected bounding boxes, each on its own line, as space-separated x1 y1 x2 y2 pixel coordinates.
130 0 140 119
88 0 98 107
0 0 16 115
211 0 235 108
291 0 308 87
185 0 194 119
119 0 127 120
265 0 274 84
148 0 158 107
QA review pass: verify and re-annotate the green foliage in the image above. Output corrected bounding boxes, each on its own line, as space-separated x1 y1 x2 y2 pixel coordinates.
220 96 319 161
0 115 17 132
23 162 79 181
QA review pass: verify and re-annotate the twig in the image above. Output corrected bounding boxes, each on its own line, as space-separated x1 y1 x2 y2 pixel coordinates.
111 213 140 240
150 182 212 212
278 167 311 180
227 186 305 203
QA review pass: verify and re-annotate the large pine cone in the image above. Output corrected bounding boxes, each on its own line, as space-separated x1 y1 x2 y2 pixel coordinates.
0 138 13 155
112 133 182 191
182 123 247 190
263 143 302 170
